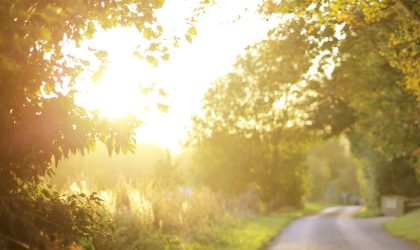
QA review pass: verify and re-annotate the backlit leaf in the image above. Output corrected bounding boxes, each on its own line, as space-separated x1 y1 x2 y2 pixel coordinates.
188 26 197 36
185 34 192 43
156 103 169 112
146 55 158 67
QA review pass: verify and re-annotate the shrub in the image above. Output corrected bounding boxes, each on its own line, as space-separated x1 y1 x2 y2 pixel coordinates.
0 179 109 249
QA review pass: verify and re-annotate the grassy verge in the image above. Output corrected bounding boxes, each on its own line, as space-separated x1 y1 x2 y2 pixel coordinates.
384 208 420 244
356 207 383 218
183 203 328 250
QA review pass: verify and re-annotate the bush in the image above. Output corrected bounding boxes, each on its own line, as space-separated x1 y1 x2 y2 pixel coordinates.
65 179 238 249
0 179 109 249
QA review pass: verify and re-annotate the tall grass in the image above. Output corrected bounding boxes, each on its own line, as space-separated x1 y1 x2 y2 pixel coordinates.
64 178 258 249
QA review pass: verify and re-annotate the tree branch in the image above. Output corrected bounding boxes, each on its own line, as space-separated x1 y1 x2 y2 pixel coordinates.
395 0 420 23
0 233 30 249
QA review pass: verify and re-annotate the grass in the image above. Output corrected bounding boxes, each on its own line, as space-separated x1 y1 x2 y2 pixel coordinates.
67 180 333 249
384 208 420 244
183 203 329 250
356 206 383 218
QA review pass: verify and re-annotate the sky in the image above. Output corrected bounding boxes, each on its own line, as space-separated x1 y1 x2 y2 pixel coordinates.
75 0 275 154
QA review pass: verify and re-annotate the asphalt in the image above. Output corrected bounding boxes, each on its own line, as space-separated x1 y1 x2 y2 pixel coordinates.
267 206 419 250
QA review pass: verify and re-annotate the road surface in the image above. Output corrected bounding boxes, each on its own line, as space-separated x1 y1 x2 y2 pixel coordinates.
268 206 419 250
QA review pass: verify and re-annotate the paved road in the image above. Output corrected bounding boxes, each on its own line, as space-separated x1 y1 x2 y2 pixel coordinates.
268 206 419 250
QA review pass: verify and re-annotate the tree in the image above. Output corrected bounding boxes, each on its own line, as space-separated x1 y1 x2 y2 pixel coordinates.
350 132 420 209
306 138 360 202
190 7 419 211
190 131 256 194
313 23 420 198
188 21 314 208
308 22 420 167
0 0 169 190
0 1 199 248
266 8 420 205
261 0 420 96
260 3 420 182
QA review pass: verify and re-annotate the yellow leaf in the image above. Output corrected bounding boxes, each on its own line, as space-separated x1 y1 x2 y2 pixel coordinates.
188 26 197 36
92 70 103 82
156 103 169 113
173 38 179 48
161 54 170 61
159 88 168 97
185 34 192 43
146 55 158 67
133 51 143 59
143 28 156 40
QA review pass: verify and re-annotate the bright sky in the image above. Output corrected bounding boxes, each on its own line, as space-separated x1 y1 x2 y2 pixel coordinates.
75 0 275 154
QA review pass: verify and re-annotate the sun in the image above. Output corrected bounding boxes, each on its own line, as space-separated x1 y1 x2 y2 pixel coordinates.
75 55 154 120
74 26 158 118
72 26 180 150
71 0 273 154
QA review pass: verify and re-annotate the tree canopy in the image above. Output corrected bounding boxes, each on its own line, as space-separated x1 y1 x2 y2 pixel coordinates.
0 1 190 248
261 0 419 96
190 0 419 211
0 0 419 248
0 0 173 189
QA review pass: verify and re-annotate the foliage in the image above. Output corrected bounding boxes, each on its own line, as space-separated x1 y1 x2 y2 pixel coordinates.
191 128 310 209
261 0 420 96
349 131 420 210
153 150 183 188
0 0 198 248
190 109 311 210
190 2 419 210
258 0 420 184
258 4 420 205
306 138 360 202
188 18 318 209
0 0 171 185
1 0 419 247
314 21 420 205
317 24 420 167
64 178 256 250
0 180 108 249
189 132 255 194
